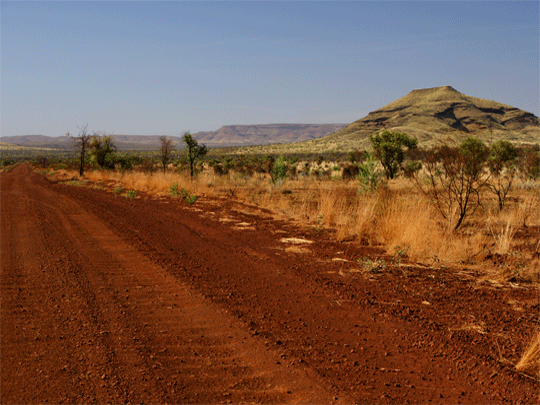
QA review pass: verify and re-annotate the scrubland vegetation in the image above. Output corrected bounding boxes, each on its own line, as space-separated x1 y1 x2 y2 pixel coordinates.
9 134 537 275
2 132 539 377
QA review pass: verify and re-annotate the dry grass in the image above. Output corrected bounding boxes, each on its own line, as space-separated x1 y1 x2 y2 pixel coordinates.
53 166 539 276
516 331 540 379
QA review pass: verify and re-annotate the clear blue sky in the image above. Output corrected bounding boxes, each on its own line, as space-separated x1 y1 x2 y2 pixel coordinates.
2 1 538 137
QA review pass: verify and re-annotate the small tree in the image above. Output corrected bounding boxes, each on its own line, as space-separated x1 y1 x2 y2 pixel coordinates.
487 140 518 210
159 136 174 173
410 137 488 231
89 132 117 169
182 131 207 177
68 124 92 176
370 130 418 179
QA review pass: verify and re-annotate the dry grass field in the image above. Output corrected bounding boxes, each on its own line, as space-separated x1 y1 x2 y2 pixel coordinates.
50 165 539 280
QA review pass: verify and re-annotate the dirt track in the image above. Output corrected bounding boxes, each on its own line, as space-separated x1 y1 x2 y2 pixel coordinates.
1 163 538 404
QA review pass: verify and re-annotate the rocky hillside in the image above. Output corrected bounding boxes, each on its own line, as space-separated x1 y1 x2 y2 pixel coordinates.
327 85 539 148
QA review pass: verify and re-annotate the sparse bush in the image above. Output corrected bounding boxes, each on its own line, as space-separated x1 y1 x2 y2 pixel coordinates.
287 164 297 178
169 182 180 197
518 144 540 180
185 194 198 205
89 133 117 170
487 140 518 210
159 136 174 173
348 150 364 163
181 187 189 199
357 153 383 192
271 155 288 184
117 153 143 171
140 158 158 173
342 164 359 181
288 157 299 165
114 186 123 196
213 163 227 176
1 158 17 167
263 155 275 174
125 190 137 199
410 137 488 230
68 123 91 176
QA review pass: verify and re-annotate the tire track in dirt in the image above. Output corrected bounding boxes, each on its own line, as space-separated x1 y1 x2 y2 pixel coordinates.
1 164 347 404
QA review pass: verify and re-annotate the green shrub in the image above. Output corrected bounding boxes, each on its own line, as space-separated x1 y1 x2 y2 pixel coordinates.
185 194 198 205
271 155 288 184
358 153 382 192
181 187 189 199
125 190 137 199
169 182 180 197
1 158 17 167
114 186 123 195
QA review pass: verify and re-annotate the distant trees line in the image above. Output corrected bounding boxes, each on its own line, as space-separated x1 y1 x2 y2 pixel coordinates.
67 125 208 177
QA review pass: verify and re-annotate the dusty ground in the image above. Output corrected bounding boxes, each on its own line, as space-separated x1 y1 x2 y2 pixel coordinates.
1 163 538 404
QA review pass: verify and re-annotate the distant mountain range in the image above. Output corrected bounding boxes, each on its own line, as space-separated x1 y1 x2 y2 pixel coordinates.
2 86 538 154
0 124 347 151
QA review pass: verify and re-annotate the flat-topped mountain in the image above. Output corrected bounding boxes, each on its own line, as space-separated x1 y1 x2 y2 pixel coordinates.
0 124 346 150
326 85 538 148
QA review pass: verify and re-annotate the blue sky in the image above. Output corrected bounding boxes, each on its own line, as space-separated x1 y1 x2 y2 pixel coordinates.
2 1 538 137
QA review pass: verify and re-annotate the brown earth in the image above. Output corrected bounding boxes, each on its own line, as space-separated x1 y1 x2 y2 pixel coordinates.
1 163 538 404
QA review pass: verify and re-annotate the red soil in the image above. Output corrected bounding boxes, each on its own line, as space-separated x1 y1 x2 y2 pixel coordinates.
1 163 538 404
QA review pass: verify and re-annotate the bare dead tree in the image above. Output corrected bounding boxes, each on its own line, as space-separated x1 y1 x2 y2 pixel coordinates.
159 136 174 173
68 124 92 176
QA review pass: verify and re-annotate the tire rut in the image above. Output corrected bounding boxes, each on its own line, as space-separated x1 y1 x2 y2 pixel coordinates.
1 164 346 404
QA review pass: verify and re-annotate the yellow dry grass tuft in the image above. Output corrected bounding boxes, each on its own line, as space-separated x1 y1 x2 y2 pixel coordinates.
516 332 540 379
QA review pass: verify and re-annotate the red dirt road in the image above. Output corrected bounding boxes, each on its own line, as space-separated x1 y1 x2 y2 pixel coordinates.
1 163 538 404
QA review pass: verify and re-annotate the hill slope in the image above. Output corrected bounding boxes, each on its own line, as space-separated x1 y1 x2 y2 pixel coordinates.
327 85 538 148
